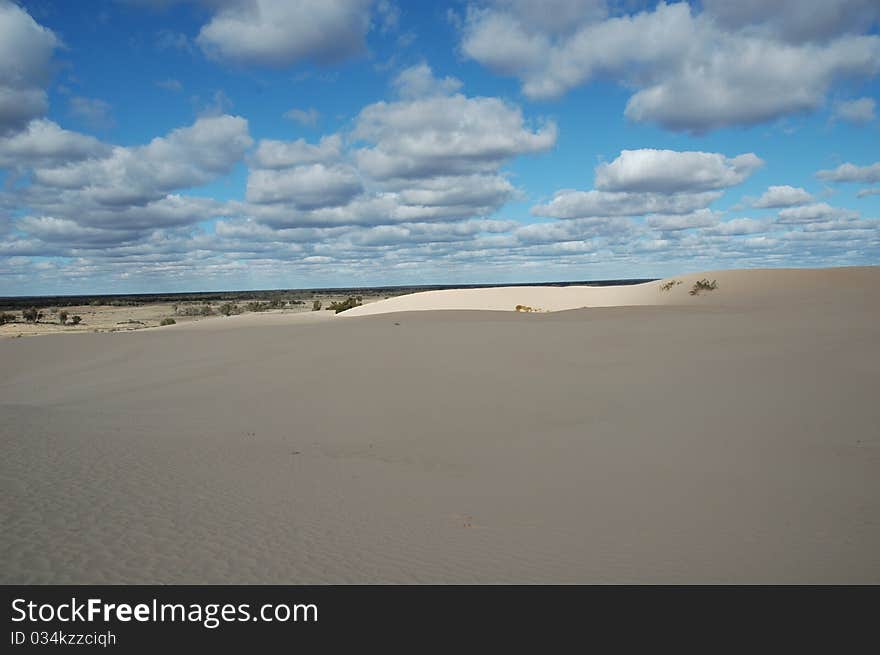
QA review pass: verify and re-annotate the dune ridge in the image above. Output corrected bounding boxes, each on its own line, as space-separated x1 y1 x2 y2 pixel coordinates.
341 266 879 316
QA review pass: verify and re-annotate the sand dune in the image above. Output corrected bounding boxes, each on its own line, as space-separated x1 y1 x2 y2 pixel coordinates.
1 266 879 583
341 266 880 316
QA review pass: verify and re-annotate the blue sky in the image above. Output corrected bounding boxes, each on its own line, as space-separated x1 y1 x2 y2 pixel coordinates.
1 0 879 294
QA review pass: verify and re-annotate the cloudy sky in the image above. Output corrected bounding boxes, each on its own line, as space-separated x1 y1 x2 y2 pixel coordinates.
1 0 879 294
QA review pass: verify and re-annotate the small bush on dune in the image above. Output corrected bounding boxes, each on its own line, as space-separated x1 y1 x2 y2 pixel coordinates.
59 310 69 324
312 299 322 311
159 318 176 326
660 279 682 291
70 315 82 325
328 297 362 314
0 312 16 325
689 279 718 296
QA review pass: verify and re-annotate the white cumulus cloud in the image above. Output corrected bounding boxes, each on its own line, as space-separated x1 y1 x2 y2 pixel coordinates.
353 77 556 179
251 134 343 169
752 185 814 208
392 63 463 99
532 189 722 219
246 164 363 209
0 119 109 168
777 202 858 223
197 0 373 67
817 161 880 184
595 149 763 193
0 1 60 134
457 1 880 132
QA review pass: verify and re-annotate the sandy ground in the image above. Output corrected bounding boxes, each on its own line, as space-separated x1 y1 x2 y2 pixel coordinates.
1 267 879 583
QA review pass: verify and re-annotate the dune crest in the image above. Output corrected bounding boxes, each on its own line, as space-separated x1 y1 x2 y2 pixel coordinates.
340 267 880 317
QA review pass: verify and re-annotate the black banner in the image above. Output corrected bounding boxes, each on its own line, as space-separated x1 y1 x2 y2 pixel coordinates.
2 586 876 650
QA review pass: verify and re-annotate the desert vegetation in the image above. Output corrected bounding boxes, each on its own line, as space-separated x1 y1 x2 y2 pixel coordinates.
159 318 176 326
312 299 322 311
0 284 435 316
689 279 719 296
22 307 43 323
328 297 362 314
0 312 16 325
175 303 215 317
660 279 683 291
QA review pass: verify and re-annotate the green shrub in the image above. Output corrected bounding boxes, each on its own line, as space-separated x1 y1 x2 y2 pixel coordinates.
70 315 82 325
159 318 176 326
59 310 69 324
0 312 16 325
660 279 682 291
312 299 322 311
